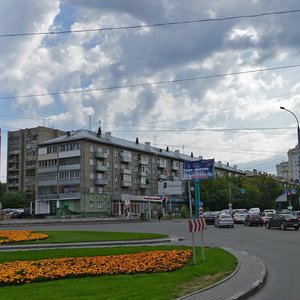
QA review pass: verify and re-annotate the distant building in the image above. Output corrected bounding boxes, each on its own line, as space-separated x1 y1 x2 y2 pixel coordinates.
6 126 65 204
276 161 289 181
287 146 300 182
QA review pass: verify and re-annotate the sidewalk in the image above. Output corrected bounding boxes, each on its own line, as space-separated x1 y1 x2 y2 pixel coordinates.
178 247 267 300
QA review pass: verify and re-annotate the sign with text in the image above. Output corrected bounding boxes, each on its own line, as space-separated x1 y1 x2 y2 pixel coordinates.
183 159 214 180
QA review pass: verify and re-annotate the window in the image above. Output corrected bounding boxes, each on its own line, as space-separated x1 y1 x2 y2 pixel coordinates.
90 187 95 194
90 173 95 180
90 145 94 152
90 159 94 165
114 150 118 157
97 187 103 194
97 201 103 208
114 175 118 182
89 201 94 208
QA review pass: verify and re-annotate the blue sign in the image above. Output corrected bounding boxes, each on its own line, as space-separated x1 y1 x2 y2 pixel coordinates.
183 159 214 180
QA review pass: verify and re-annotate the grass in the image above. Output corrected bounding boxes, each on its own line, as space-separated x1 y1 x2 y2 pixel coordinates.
0 246 237 300
3 230 168 244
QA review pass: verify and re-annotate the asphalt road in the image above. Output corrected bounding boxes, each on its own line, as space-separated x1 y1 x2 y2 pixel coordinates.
5 220 299 300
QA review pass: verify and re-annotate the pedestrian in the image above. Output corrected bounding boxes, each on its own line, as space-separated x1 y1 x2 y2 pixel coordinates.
158 210 163 222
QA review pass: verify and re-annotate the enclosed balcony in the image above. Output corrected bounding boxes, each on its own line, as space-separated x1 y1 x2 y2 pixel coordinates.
95 165 108 172
95 150 108 159
95 179 108 185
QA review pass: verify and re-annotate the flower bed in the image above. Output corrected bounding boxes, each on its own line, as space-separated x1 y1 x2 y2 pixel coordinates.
0 230 48 244
0 250 192 286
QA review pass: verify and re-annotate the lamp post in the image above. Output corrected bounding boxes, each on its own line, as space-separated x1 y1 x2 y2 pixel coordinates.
280 106 300 182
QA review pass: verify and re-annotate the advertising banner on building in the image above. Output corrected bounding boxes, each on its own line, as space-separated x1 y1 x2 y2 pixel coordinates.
157 180 182 196
183 159 214 180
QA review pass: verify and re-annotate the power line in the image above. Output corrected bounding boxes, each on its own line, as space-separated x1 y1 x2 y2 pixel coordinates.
1 63 300 101
1 9 300 38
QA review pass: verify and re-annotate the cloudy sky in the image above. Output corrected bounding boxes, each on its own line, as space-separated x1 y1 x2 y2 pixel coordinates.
1 0 300 182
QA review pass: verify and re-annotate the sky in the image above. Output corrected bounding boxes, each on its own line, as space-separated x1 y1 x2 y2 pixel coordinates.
1 0 300 182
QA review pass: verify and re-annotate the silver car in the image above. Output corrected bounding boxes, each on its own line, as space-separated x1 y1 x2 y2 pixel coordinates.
215 213 234 228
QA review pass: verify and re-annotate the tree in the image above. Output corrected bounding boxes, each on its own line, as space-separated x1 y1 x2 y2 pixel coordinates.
0 191 27 208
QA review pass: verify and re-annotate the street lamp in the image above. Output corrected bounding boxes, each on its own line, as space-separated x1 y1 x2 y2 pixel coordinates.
280 106 300 182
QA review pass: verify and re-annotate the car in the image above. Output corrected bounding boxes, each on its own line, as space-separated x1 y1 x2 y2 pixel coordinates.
204 213 216 225
248 207 261 215
262 209 276 215
214 213 234 228
244 214 263 226
261 212 276 225
291 211 300 222
233 212 248 224
266 214 299 230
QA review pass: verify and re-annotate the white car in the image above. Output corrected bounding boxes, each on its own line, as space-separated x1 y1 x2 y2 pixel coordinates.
233 212 248 224
215 213 234 228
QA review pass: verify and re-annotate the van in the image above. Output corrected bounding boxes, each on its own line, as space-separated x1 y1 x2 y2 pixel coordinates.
248 207 261 215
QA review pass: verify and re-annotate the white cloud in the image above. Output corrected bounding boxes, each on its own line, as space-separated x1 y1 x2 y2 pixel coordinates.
2 0 300 181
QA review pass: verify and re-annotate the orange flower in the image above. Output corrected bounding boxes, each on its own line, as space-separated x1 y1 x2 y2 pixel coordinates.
0 250 192 286
0 230 48 244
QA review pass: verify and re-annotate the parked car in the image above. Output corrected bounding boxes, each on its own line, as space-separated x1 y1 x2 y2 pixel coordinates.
261 212 276 225
204 213 216 225
266 214 299 230
291 211 300 222
214 213 234 228
262 209 276 215
244 214 263 226
233 212 248 224
248 207 261 215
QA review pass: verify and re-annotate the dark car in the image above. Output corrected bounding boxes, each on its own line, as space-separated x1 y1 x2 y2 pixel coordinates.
244 214 263 226
204 213 216 225
266 214 299 230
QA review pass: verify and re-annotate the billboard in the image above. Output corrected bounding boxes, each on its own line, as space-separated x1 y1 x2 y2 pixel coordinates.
157 180 182 196
183 159 214 180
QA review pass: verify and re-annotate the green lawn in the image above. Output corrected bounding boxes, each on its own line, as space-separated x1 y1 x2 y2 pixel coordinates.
0 246 236 300
0 231 237 299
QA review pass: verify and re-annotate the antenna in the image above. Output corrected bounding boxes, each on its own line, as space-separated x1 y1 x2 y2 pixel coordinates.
89 115 92 131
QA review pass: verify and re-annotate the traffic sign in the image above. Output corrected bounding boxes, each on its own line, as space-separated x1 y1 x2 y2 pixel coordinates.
188 218 206 232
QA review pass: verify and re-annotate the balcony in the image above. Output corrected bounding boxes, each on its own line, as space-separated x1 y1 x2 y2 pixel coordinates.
139 183 148 189
139 171 148 177
158 161 167 168
38 166 58 174
95 150 108 159
121 181 132 187
139 158 149 165
120 153 132 163
121 168 132 175
95 179 108 185
171 162 180 171
37 179 58 186
59 192 80 200
59 164 80 171
158 174 167 180
37 194 59 200
58 149 81 158
95 165 108 172
58 178 80 185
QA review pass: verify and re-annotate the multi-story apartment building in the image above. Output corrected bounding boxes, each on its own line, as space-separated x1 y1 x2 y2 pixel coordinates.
276 161 289 181
35 129 185 217
7 126 65 203
287 146 300 182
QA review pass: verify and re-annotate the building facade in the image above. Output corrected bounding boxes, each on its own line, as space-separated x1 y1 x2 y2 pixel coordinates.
287 146 300 182
7 127 65 204
35 129 185 217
